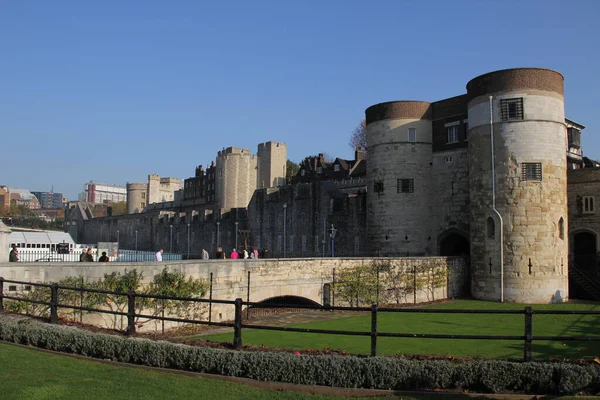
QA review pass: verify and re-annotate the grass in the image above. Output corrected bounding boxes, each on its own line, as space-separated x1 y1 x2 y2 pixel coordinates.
200 300 600 360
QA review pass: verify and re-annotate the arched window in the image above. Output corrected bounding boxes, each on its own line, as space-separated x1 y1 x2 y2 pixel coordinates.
487 217 495 239
558 217 565 240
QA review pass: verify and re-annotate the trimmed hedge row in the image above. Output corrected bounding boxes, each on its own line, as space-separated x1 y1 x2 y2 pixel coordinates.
0 317 599 395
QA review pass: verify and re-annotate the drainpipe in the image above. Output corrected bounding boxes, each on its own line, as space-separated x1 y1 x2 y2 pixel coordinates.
489 96 505 302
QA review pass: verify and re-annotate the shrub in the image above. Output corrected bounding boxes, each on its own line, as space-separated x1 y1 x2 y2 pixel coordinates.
0 317 598 395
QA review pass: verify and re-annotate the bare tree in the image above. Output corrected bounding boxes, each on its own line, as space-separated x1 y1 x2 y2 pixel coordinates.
348 119 367 157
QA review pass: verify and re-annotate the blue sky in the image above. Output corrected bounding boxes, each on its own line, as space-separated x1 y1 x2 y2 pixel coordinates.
1 0 599 200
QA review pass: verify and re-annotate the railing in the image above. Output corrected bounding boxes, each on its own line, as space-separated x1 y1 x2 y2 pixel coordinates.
11 250 183 263
1 277 600 362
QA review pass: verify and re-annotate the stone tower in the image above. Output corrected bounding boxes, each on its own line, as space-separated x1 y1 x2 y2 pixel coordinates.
365 101 434 256
215 147 258 210
257 141 287 189
467 68 568 303
126 182 147 214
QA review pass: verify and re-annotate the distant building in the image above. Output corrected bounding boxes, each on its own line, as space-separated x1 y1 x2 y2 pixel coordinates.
31 191 64 209
292 148 366 184
79 182 126 204
126 174 183 214
182 141 287 211
0 188 41 210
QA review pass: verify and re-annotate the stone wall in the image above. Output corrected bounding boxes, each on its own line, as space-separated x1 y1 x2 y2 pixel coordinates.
568 167 600 251
216 147 258 210
0 256 469 324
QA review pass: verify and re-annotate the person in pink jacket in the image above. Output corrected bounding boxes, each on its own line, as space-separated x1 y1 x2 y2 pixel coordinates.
230 248 239 259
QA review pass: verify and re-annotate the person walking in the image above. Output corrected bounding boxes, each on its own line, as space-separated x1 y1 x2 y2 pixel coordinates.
202 248 209 260
9 244 18 262
230 248 239 259
79 248 87 262
243 248 249 259
155 249 163 262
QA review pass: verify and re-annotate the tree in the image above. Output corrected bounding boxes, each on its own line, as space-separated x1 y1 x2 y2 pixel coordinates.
110 201 127 216
348 119 367 157
286 160 300 180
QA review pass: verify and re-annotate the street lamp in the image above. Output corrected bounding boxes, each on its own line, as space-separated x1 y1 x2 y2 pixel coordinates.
328 224 337 258
216 221 220 250
283 203 287 258
187 223 191 260
135 230 138 261
169 225 173 254
234 221 239 251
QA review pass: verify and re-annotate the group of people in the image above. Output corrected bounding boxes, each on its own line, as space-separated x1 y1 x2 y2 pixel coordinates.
215 247 259 260
79 248 110 262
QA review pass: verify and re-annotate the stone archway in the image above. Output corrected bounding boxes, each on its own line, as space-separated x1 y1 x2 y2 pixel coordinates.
439 231 470 256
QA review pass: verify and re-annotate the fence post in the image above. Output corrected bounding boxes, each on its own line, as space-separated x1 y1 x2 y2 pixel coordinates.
79 276 84 322
233 298 243 349
208 272 213 323
376 263 380 304
126 290 136 336
246 271 251 319
0 277 4 312
50 283 59 324
524 306 533 362
370 303 378 357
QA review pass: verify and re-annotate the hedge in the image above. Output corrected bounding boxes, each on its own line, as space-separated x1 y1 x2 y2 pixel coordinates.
0 317 598 395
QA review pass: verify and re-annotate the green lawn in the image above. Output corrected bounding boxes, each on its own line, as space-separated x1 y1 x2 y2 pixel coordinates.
200 300 600 360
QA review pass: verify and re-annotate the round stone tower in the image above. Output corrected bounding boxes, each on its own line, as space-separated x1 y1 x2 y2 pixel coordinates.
365 101 433 256
126 183 147 214
467 68 568 303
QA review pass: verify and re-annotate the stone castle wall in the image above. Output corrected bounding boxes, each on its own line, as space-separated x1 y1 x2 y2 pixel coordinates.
0 256 469 324
216 148 258 210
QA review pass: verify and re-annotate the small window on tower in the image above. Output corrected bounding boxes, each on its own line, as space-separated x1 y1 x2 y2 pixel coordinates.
334 164 340 172
408 128 416 142
446 126 459 144
583 196 595 214
500 98 524 121
374 180 384 193
397 179 414 193
487 217 495 239
521 163 542 181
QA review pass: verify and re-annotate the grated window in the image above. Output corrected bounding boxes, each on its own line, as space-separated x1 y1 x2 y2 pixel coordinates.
446 126 459 144
397 179 414 193
500 98 524 121
521 163 542 181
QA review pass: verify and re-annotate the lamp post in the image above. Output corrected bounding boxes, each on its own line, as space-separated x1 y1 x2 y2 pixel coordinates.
135 230 138 261
328 224 337 258
169 225 173 254
283 203 287 258
216 221 220 250
116 230 120 245
234 221 239 251
116 229 120 258
187 223 191 260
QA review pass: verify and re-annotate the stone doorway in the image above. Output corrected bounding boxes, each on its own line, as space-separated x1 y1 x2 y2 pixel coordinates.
439 232 470 256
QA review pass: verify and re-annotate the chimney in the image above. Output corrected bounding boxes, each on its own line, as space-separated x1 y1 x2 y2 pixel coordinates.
355 147 364 161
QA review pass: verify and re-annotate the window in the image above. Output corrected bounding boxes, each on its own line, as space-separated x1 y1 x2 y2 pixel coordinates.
141 192 146 199
558 217 565 240
521 163 542 181
334 164 340 172
500 98 524 121
487 217 495 239
316 167 322 174
446 126 459 144
408 128 416 142
444 156 453 164
397 179 414 193
583 196 595 214
374 180 384 193
141 202 146 208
